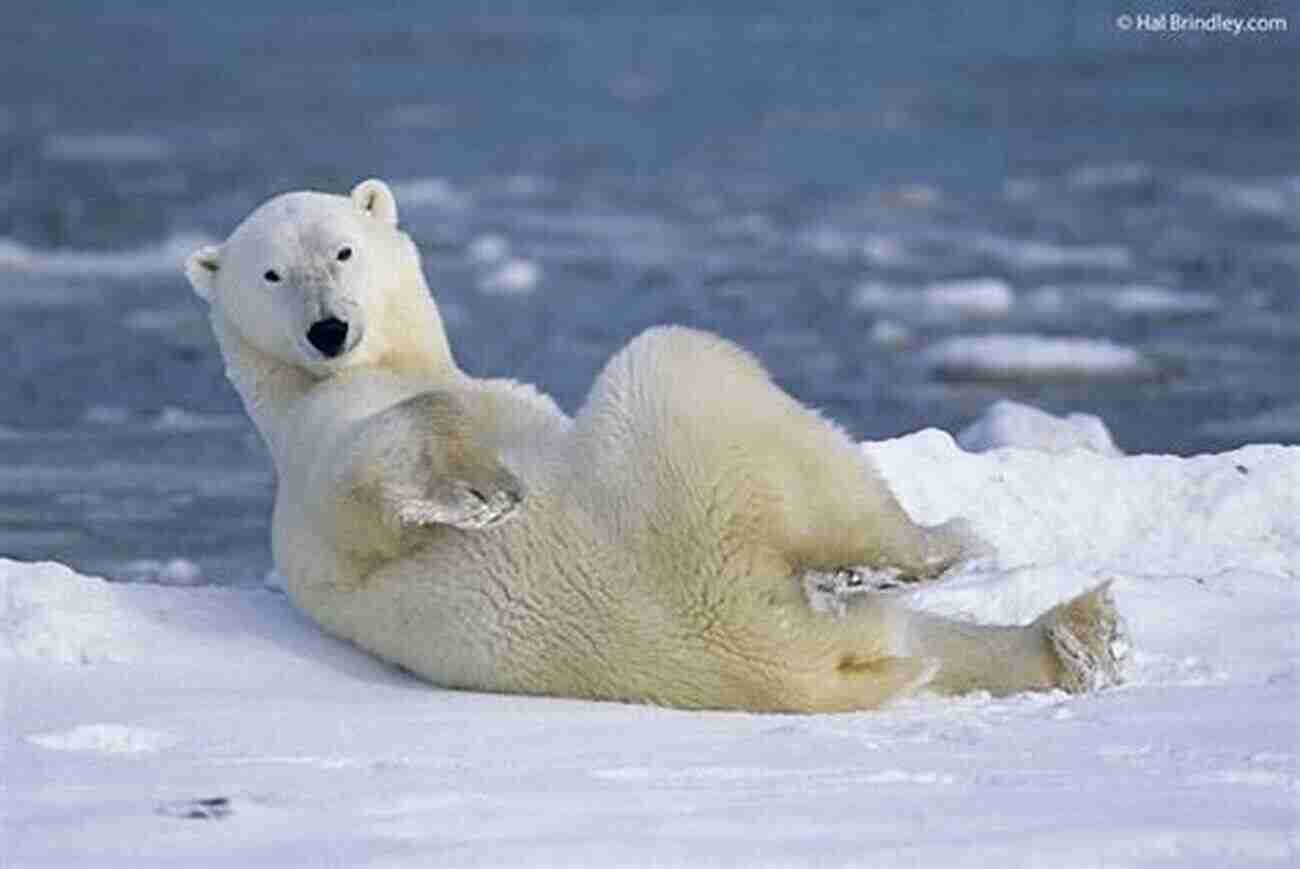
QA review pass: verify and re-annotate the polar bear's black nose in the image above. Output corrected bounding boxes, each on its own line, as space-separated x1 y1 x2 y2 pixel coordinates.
307 317 350 358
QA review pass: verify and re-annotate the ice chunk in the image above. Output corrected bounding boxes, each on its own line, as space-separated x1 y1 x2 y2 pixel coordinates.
957 400 1121 456
925 333 1156 382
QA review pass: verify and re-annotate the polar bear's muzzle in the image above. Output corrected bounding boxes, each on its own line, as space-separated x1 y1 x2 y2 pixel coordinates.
306 316 355 359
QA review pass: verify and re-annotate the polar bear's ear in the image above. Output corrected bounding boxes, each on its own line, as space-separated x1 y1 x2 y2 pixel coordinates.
184 244 222 302
351 178 398 226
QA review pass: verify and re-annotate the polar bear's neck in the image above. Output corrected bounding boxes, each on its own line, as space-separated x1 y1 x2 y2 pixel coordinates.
210 299 459 464
209 313 315 459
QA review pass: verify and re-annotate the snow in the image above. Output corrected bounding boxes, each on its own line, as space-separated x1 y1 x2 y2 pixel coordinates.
4 404 1299 867
26 723 183 754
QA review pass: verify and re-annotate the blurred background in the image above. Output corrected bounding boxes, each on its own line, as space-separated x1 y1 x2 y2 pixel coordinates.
1 0 1296 584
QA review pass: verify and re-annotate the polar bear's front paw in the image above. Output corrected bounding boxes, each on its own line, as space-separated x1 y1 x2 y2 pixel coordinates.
802 566 908 617
356 391 527 533
395 482 523 531
1038 581 1130 694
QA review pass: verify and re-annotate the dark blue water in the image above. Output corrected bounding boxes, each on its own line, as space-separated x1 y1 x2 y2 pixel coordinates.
2 1 1296 583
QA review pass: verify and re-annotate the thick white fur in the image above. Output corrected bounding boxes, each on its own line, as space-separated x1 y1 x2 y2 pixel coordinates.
187 180 1126 712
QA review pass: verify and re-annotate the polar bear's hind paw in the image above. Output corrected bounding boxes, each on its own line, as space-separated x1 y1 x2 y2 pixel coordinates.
1039 581 1130 694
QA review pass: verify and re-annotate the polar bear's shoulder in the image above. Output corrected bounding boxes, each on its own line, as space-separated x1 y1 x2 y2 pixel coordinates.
463 376 573 463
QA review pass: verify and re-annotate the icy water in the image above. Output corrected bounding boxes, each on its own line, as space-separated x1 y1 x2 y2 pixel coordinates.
1 2 1296 583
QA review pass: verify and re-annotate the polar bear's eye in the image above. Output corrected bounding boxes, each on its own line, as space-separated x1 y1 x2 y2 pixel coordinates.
263 269 281 283
337 246 353 262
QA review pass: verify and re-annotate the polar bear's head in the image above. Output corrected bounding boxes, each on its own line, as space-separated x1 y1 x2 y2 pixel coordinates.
185 179 419 375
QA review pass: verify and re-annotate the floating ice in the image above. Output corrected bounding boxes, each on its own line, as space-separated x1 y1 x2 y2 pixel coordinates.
1026 283 1221 317
925 333 1156 382
803 226 856 258
1066 163 1153 190
122 307 201 333
479 258 541 295
152 407 244 431
853 277 1015 319
867 319 911 347
467 233 510 265
43 132 172 163
957 400 1121 456
380 104 455 130
920 278 1015 316
0 233 211 278
860 233 913 267
1198 403 1300 442
84 405 131 425
888 183 942 209
1180 175 1299 218
119 558 206 586
966 233 1133 271
388 177 469 210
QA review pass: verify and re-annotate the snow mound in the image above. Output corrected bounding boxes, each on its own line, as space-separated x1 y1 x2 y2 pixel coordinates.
925 333 1157 382
868 428 1297 581
957 399 1121 456
2 560 137 665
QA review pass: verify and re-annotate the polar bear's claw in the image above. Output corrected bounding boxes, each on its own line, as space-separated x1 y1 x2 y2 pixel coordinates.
455 487 523 529
802 566 908 617
1039 581 1129 694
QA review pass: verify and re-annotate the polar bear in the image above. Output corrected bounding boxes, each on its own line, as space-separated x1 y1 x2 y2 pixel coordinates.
184 179 1126 712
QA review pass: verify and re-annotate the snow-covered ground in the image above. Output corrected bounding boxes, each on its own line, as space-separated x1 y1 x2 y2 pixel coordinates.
4 403 1297 867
